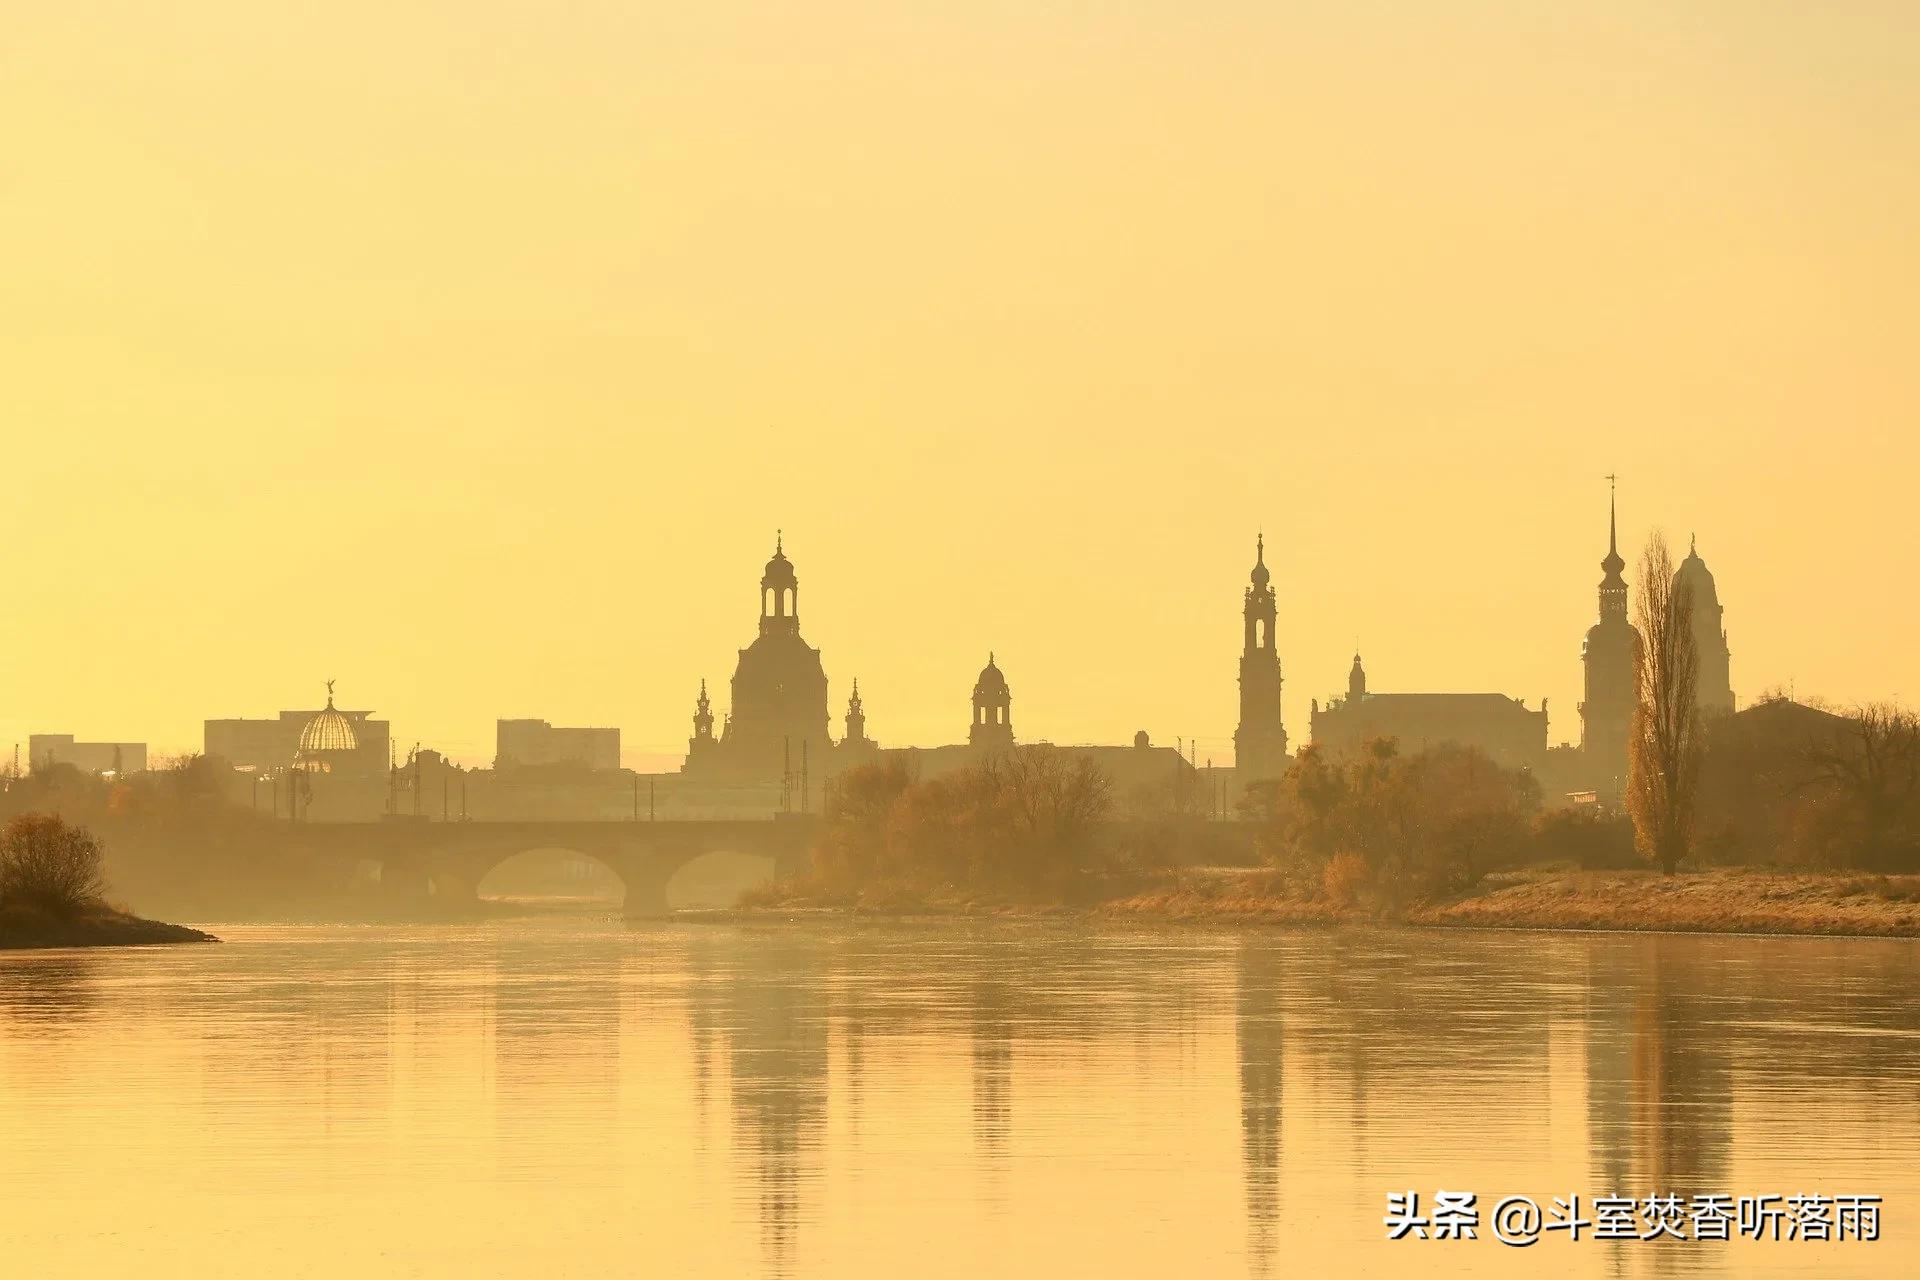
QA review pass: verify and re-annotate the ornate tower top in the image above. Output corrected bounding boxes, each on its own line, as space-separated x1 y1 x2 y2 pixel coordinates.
692 678 715 741
1243 533 1277 654
845 678 868 745
758 533 800 636
1348 652 1367 702
1598 475 1628 620
970 654 1014 748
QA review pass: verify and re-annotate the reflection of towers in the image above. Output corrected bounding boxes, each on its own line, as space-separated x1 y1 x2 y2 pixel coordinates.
970 977 1013 1154
1235 939 1286 1279
689 934 829 1271
1585 942 1732 1204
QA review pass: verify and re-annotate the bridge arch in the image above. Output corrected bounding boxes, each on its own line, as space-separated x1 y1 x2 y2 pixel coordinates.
465 846 628 907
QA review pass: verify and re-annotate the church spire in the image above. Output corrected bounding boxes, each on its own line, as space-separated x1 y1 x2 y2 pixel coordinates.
1598 476 1627 620
1602 474 1625 577
844 678 869 746
692 678 715 742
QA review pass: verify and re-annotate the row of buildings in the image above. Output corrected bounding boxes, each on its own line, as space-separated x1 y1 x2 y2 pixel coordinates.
22 493 1735 814
1231 482 1733 801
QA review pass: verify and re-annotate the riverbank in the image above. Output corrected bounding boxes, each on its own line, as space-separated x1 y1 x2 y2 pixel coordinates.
730 866 1920 938
1404 867 1920 937
0 903 219 950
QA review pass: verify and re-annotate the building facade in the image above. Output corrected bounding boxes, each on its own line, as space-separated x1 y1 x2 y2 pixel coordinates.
206 684 390 777
496 719 621 772
1310 654 1548 773
1232 534 1288 786
27 734 147 775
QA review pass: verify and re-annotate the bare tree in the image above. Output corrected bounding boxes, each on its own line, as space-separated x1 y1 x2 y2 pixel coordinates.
1796 702 1920 868
1628 531 1702 873
0 812 107 913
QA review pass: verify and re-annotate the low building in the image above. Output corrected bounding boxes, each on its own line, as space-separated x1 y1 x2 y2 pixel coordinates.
1310 654 1548 774
28 734 147 775
496 719 621 772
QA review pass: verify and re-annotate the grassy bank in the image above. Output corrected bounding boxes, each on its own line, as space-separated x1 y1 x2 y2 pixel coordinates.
733 866 1920 938
0 903 219 950
1402 867 1920 937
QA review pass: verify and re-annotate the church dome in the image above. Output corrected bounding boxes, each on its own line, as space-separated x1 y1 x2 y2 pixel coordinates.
1674 537 1719 606
298 685 359 756
762 533 797 589
1249 533 1270 589
974 653 1008 695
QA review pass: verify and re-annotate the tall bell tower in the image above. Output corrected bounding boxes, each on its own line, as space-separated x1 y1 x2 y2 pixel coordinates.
1233 534 1288 785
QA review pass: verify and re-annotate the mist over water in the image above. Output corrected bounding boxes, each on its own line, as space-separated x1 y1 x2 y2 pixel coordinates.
1 919 1914 1278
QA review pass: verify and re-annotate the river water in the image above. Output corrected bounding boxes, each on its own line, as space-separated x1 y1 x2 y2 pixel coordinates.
0 918 1914 1278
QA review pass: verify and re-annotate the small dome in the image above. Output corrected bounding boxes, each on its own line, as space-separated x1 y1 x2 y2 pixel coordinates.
762 533 797 589
1249 533 1270 588
974 653 1008 695
298 686 359 756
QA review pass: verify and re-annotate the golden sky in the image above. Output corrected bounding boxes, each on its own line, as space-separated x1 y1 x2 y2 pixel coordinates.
3 2 1917 768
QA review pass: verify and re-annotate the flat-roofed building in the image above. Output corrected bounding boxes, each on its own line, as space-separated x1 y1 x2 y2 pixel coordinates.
28 734 147 775
496 719 620 772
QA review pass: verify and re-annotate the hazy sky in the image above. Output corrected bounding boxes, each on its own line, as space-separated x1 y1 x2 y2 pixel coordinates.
4 2 1916 768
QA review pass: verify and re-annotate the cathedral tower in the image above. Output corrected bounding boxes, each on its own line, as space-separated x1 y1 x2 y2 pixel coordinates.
1580 481 1639 803
844 679 872 747
1674 536 1734 716
1233 534 1288 785
685 678 720 769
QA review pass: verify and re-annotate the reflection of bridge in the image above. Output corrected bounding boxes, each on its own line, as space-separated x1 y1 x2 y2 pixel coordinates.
282 817 819 914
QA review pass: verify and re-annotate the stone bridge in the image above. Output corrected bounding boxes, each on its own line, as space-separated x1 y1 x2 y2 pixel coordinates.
282 816 819 915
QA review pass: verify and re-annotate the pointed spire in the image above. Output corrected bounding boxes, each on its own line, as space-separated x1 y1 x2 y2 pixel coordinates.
1600 474 1626 579
1607 472 1619 552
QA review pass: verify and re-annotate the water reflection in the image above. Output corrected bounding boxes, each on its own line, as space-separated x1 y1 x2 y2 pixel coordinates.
1235 939 1284 1278
0 951 102 1024
0 922 1916 1277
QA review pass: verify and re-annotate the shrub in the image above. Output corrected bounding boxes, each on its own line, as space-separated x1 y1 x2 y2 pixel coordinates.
0 812 107 914
1321 852 1370 907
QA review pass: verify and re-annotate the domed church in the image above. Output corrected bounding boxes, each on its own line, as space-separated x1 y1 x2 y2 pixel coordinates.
688 535 832 784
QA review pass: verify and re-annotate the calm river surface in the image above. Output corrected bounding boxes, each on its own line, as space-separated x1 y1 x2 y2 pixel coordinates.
1 918 1916 1277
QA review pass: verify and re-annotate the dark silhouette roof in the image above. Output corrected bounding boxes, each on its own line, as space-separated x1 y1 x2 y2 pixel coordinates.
761 531 797 589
